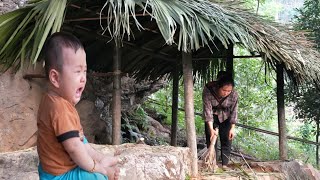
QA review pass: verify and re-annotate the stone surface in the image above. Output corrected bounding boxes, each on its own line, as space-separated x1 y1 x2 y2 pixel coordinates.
248 161 320 180
0 66 45 152
0 0 27 15
0 144 191 180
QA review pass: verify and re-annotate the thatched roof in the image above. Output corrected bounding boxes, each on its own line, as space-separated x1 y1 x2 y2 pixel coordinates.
0 0 319 84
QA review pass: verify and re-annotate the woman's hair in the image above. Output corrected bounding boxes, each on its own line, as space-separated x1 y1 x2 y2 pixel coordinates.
216 74 234 88
217 70 228 80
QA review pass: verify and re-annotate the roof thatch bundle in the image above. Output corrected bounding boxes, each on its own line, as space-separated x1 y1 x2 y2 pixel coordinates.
0 0 319 84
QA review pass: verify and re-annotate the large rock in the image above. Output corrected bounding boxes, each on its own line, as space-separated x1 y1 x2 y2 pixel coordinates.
0 66 45 152
0 144 191 180
0 147 39 180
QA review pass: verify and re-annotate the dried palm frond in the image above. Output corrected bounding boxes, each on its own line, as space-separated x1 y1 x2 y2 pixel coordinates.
101 0 320 84
0 0 320 85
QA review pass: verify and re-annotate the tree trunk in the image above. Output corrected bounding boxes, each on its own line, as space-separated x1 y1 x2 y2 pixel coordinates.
171 64 179 146
276 64 287 160
112 39 122 145
182 52 198 178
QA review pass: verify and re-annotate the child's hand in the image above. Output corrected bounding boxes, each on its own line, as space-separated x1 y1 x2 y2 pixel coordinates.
99 156 120 180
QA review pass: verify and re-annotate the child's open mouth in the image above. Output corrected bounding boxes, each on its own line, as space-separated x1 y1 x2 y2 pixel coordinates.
76 87 83 97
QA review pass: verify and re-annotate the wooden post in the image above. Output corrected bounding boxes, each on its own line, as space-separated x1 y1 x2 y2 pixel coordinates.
112 39 122 145
182 52 198 178
276 64 287 160
317 119 319 168
171 63 179 146
226 43 234 76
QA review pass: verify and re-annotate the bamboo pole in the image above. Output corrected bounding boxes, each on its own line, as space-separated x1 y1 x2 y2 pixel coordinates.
112 39 122 145
277 64 287 160
317 119 319 168
170 63 179 146
182 52 198 178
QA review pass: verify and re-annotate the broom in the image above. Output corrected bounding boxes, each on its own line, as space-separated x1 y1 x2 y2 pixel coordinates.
200 128 218 171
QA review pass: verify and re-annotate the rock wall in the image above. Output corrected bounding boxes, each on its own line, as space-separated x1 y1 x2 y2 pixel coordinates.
0 66 45 152
0 144 192 180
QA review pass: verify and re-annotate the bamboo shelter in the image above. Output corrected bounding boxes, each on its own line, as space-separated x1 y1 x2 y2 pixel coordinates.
1 0 320 178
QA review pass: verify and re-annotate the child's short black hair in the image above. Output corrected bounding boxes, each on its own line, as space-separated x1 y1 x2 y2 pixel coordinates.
42 32 84 79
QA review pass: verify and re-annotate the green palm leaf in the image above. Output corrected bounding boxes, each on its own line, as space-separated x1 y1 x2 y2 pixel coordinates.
0 0 67 71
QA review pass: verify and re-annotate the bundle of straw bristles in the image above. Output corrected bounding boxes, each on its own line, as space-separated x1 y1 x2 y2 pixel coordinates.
200 129 218 171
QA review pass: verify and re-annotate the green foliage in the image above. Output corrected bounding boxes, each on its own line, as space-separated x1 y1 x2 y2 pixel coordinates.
293 0 320 50
232 49 280 160
122 105 148 132
286 0 320 167
285 66 320 127
185 174 191 180
243 0 282 19
287 140 316 165
143 81 205 134
234 56 277 130
233 132 279 161
132 105 149 130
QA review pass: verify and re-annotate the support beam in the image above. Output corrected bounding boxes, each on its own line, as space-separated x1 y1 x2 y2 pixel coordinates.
69 25 176 62
276 64 287 160
112 39 122 145
170 63 179 146
226 43 234 76
182 52 198 178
